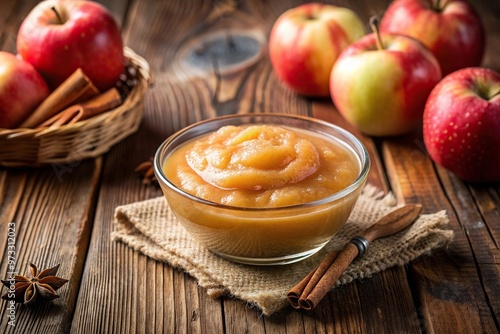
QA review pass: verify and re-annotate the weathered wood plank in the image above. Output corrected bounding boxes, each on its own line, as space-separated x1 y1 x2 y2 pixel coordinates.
383 138 498 333
69 132 166 333
437 169 499 265
222 299 266 333
0 171 26 238
0 169 27 331
436 168 500 324
0 159 102 334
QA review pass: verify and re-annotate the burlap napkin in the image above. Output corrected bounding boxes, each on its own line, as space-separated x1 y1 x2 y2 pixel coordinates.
111 185 453 315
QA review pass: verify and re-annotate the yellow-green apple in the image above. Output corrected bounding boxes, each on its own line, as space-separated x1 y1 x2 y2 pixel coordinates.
17 0 124 91
0 52 49 129
330 20 442 136
423 67 500 182
269 3 364 97
380 0 485 76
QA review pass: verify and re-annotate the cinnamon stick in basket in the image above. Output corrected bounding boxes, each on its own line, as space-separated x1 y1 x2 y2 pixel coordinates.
20 68 99 128
287 204 422 311
38 88 122 129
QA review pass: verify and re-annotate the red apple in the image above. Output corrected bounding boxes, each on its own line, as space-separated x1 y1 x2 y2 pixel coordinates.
423 68 500 182
17 0 124 91
330 23 442 136
0 52 50 129
269 3 364 97
380 0 485 76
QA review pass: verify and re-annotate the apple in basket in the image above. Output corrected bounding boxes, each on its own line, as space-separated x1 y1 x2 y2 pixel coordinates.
0 52 50 129
17 0 124 91
269 3 365 97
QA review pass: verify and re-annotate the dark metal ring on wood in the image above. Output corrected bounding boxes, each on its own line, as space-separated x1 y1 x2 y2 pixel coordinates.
350 236 370 258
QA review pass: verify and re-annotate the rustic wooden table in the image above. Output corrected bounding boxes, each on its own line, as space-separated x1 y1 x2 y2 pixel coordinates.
1 0 499 333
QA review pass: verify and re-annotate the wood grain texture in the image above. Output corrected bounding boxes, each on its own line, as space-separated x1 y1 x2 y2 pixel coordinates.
0 0 499 333
383 139 498 333
0 159 101 333
436 168 500 324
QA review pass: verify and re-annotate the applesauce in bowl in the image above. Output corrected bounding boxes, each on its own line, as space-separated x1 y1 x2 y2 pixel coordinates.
154 114 370 265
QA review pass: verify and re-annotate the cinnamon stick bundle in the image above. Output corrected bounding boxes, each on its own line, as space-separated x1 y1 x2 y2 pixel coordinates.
38 88 122 129
287 249 341 309
20 69 99 128
287 204 422 311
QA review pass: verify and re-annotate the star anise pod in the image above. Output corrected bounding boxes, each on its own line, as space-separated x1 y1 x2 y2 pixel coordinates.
135 157 157 185
1 263 68 305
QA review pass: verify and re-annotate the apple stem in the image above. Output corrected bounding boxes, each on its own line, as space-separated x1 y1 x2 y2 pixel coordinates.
434 0 442 11
51 6 63 24
369 17 384 50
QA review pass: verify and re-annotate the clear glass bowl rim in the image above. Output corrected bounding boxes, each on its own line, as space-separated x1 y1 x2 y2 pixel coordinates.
153 113 370 212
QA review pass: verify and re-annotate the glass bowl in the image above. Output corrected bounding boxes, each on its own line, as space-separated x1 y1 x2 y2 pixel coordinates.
154 113 370 265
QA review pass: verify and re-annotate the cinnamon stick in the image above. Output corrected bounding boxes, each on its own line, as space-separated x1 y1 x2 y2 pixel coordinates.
20 68 99 128
299 244 359 310
287 265 316 309
287 204 422 311
38 88 122 128
287 249 340 309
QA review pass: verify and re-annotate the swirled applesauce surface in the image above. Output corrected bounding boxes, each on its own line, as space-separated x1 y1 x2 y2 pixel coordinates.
164 125 360 208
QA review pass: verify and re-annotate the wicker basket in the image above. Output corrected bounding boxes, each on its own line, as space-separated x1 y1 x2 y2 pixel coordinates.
0 47 151 167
